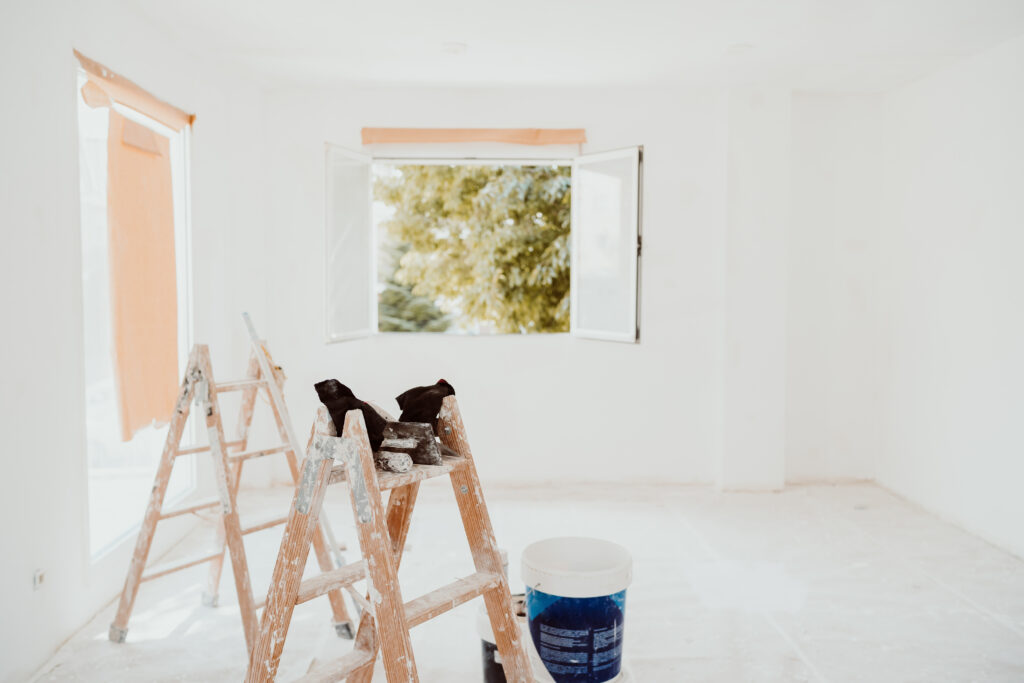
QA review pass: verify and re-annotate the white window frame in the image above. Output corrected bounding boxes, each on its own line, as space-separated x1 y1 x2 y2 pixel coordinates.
570 146 643 343
324 147 642 343
324 144 376 342
77 70 195 561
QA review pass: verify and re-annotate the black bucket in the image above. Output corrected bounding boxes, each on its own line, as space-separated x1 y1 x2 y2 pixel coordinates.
478 593 527 682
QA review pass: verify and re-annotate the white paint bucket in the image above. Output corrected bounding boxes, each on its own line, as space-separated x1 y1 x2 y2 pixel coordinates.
521 538 633 683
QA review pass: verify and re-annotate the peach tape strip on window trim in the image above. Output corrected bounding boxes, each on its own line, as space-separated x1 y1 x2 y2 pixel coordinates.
74 49 195 131
361 127 586 146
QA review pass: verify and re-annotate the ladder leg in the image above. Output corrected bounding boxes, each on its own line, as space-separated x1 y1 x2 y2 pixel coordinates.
438 398 532 683
235 351 263 445
246 440 338 683
346 482 421 683
203 458 242 607
311 522 356 637
342 412 418 683
108 350 198 643
285 380 355 637
384 484 419 560
205 352 262 607
198 348 259 654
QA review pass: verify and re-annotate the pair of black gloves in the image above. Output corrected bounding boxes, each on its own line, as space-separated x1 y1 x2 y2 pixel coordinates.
313 379 455 451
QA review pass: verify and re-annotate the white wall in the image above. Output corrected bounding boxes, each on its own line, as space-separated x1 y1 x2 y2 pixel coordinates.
786 93 883 483
259 84 870 493
0 2 270 680
874 34 1024 558
720 88 792 490
259 85 730 487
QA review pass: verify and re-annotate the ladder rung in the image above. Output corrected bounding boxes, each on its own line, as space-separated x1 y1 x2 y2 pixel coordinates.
296 561 367 605
141 551 223 582
241 514 289 535
405 572 501 628
328 453 467 490
229 444 290 463
217 378 267 392
159 496 221 519
175 439 244 457
297 648 376 683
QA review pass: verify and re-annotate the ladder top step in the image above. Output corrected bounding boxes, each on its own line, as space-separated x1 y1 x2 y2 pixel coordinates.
328 452 467 490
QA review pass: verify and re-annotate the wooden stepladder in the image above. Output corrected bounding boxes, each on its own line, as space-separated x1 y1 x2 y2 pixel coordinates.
246 396 532 683
108 331 355 653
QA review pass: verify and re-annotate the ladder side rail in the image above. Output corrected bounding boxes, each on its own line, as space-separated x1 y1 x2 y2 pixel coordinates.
437 396 533 683
299 407 358 636
245 436 341 683
340 410 419 683
197 347 260 653
108 346 202 643
206 350 263 606
344 481 422 683
241 323 348 575
235 350 263 445
242 314 306 475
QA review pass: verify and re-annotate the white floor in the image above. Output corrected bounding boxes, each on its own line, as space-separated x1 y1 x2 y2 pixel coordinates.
32 483 1024 682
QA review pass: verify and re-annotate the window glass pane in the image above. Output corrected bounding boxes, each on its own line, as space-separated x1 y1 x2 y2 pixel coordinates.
325 146 373 340
572 149 640 342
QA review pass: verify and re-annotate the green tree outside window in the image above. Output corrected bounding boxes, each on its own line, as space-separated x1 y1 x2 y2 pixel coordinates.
375 164 571 334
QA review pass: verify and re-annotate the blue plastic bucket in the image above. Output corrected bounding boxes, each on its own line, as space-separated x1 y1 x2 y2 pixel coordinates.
522 538 632 683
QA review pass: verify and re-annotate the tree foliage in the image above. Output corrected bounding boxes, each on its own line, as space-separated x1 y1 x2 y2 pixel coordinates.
375 164 571 333
377 243 452 332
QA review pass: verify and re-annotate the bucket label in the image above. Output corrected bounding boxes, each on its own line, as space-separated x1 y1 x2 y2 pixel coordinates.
526 588 626 683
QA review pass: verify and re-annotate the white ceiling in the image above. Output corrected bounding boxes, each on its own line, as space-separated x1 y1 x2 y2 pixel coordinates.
133 0 1024 92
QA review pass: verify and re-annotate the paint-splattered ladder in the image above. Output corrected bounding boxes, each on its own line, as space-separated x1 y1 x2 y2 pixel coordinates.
245 396 532 683
108 325 356 656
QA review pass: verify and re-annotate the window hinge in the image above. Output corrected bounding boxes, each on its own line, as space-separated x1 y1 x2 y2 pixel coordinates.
637 235 642 257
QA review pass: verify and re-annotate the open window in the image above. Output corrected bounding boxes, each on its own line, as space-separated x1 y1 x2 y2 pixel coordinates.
75 54 195 559
324 144 642 343
571 147 642 342
325 145 375 341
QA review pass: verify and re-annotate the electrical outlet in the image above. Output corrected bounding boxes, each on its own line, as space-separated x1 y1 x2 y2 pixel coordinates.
33 569 45 590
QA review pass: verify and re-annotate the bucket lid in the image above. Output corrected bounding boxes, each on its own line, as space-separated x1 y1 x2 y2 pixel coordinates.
521 537 632 598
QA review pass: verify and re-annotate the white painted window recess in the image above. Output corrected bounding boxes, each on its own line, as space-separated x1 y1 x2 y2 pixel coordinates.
324 144 642 343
